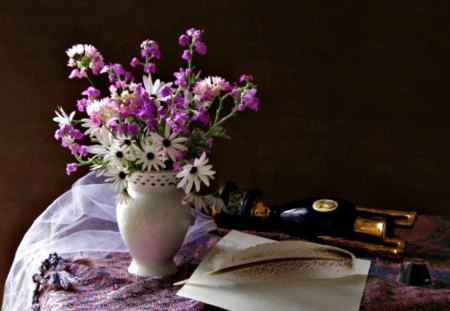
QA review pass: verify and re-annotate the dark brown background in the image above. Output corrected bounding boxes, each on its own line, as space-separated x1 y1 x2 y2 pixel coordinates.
1 0 449 304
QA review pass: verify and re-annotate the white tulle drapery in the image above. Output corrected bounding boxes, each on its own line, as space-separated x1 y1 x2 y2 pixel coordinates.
2 172 217 311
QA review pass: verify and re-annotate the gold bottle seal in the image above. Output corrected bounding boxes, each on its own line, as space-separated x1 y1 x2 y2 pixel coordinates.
312 199 338 212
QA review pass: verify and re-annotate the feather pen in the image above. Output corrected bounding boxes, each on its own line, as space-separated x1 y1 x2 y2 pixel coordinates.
174 240 357 287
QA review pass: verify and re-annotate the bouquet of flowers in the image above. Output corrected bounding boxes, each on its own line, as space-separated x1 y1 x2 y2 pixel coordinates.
53 28 259 205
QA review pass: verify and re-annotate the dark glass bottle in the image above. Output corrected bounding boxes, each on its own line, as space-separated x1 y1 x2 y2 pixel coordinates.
214 182 382 241
271 197 358 239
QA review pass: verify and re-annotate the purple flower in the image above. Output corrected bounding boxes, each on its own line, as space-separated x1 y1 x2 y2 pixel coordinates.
175 150 186 161
112 64 126 75
178 34 190 46
68 144 88 157
123 122 140 135
82 87 100 98
55 124 84 143
160 85 172 98
239 74 254 83
137 101 156 122
130 57 140 67
167 108 190 133
193 41 207 55
238 103 246 111
78 145 88 156
130 39 163 75
182 50 192 61
101 63 134 83
114 80 127 89
143 63 156 74
174 68 192 89
54 128 64 140
60 139 69 148
172 161 183 172
157 107 167 117
69 127 84 140
230 85 259 112
179 28 207 58
69 143 82 155
205 138 213 149
241 88 260 111
66 44 104 79
76 99 88 112
193 76 230 101
124 72 134 82
192 106 210 125
107 117 119 128
66 163 78 175
140 40 161 59
68 69 87 79
186 28 202 39
173 93 186 108
230 86 240 99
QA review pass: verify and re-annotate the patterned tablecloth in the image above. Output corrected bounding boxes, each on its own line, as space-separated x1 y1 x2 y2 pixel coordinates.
36 215 450 311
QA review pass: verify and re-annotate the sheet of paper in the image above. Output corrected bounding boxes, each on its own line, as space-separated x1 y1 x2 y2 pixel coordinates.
176 230 371 311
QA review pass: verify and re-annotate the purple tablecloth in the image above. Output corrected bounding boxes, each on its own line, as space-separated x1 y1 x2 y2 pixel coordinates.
36 215 450 310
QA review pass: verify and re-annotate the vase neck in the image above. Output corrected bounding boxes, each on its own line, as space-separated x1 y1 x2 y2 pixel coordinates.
128 171 179 193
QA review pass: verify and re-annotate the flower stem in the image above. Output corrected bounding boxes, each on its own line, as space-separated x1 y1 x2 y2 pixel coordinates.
205 110 237 138
214 93 231 125
86 75 96 88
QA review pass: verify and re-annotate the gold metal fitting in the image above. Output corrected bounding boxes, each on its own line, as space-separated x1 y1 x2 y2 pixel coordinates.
356 206 417 227
318 235 406 260
354 216 387 240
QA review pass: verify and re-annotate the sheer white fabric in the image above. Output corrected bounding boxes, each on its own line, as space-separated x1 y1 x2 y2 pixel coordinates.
2 172 217 311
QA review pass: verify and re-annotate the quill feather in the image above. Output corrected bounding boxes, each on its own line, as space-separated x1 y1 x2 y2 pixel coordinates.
175 240 357 287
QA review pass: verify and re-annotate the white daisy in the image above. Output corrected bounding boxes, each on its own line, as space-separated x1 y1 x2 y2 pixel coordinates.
135 140 166 171
117 189 133 206
87 127 113 156
204 194 227 214
143 74 173 105
53 107 75 126
150 124 188 162
104 165 129 192
81 118 102 137
176 152 215 194
89 162 107 177
182 193 207 213
94 126 113 144
116 134 140 155
105 142 134 167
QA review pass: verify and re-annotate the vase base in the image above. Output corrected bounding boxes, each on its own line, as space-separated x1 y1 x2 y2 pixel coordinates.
128 259 178 277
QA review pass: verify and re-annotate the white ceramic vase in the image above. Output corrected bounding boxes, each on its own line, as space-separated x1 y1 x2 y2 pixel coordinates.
116 171 191 277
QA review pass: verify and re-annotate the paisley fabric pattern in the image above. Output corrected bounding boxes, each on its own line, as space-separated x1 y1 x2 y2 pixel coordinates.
38 215 450 310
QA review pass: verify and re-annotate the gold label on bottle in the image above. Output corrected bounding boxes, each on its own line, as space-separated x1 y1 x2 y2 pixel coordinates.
312 199 338 212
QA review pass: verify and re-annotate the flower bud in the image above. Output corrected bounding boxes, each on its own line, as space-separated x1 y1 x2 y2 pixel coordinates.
182 50 192 61
194 41 207 55
130 57 140 67
178 34 190 46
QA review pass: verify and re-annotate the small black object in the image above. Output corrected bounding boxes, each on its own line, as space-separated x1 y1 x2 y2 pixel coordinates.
31 253 66 311
398 259 433 286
